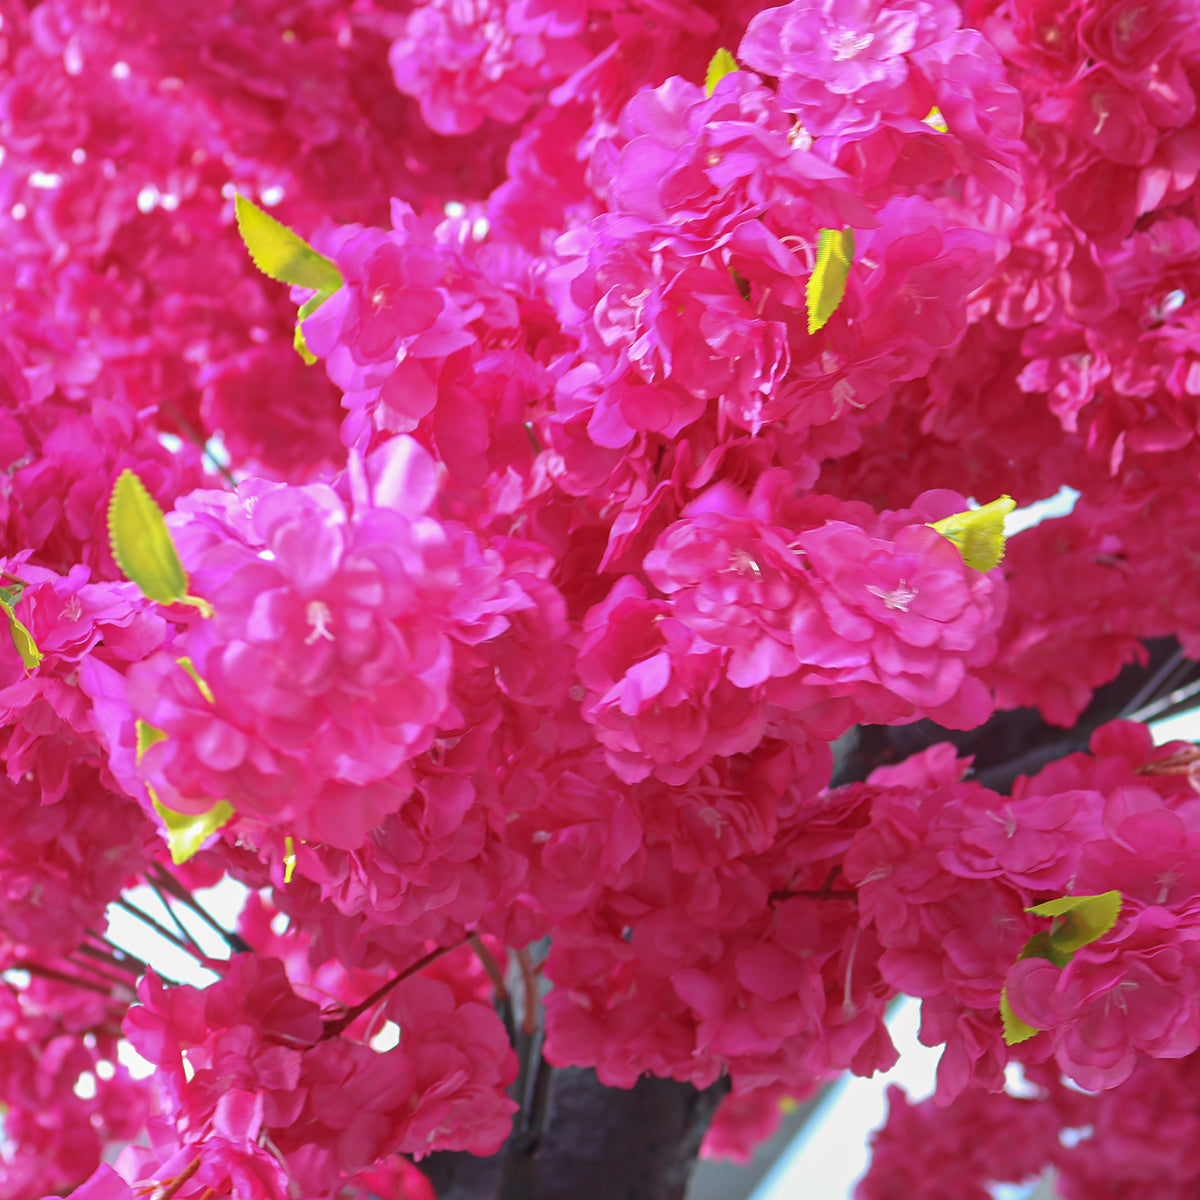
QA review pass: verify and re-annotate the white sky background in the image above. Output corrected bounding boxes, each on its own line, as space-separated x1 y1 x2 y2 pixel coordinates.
109 877 244 1078
751 998 941 1200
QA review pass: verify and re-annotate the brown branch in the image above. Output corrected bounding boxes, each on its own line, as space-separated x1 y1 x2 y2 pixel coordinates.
142 1157 199 1200
319 941 462 1041
770 889 858 903
471 935 510 1004
115 896 209 961
515 948 539 1037
68 949 142 994
14 961 115 997
85 929 149 975
148 863 252 954
833 637 1199 794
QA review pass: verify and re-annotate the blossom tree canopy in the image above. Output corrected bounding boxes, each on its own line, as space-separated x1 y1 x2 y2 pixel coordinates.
5 0 1200 1197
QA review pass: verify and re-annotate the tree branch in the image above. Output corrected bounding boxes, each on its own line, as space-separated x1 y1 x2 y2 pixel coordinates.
423 1070 731 1200
833 637 1197 794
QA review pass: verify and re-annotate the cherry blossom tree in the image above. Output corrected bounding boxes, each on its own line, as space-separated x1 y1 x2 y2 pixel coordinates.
2 0 1200 1197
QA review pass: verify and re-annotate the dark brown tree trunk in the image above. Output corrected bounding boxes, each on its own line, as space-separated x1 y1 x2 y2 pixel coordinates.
423 638 1196 1200
423 1069 731 1200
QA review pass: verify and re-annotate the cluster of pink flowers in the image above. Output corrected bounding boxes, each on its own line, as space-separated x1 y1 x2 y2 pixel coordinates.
0 975 147 1197
839 724 1200 1097
858 1052 1200 1200
577 485 1004 785
3 0 1200 1195
124 954 516 1195
127 436 566 850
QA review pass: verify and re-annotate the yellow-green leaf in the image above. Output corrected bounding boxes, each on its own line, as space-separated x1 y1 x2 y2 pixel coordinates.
1000 987 1040 1046
0 598 41 671
922 106 948 133
109 469 190 605
1016 929 1073 969
294 290 333 364
176 656 215 704
705 47 739 96
806 227 855 335
136 719 167 763
234 194 343 293
1027 890 1122 955
929 495 1016 571
151 793 235 865
235 195 341 364
179 594 216 618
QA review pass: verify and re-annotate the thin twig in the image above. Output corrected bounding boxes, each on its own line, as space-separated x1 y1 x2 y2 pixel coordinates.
1128 676 1200 726
152 1158 200 1200
1122 647 1189 720
147 878 201 951
14 961 116 997
160 400 238 489
148 864 252 954
508 947 544 1143
770 889 858 903
319 941 462 1040
85 929 149 975
471 935 510 1003
70 948 143 992
75 941 144 978
524 1036 555 1144
470 934 518 1046
115 897 211 962
516 948 538 1037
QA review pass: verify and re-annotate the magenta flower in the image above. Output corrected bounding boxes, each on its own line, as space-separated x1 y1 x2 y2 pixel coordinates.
576 576 767 783
790 515 1003 725
1006 908 1200 1091
131 437 550 848
644 511 814 688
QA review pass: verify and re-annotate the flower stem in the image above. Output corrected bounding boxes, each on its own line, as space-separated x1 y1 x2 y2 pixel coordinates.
115 896 216 963
319 940 462 1040
472 933 517 1047
149 863 252 954
15 960 115 997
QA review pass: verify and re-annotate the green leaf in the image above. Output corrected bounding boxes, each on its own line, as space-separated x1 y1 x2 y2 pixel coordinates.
1027 890 1122 954
705 47 739 96
806 228 855 335
108 470 190 605
929 495 1016 571
176 656 215 704
0 598 41 671
139 717 233 862
235 194 341 364
1002 891 1123 1044
234 194 343 293
151 792 235 865
136 719 168 763
179 594 216 618
1016 929 1073 969
1000 987 1041 1046
294 291 332 364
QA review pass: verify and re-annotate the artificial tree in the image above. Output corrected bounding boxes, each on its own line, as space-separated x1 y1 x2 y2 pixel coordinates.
2 1 1200 1198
